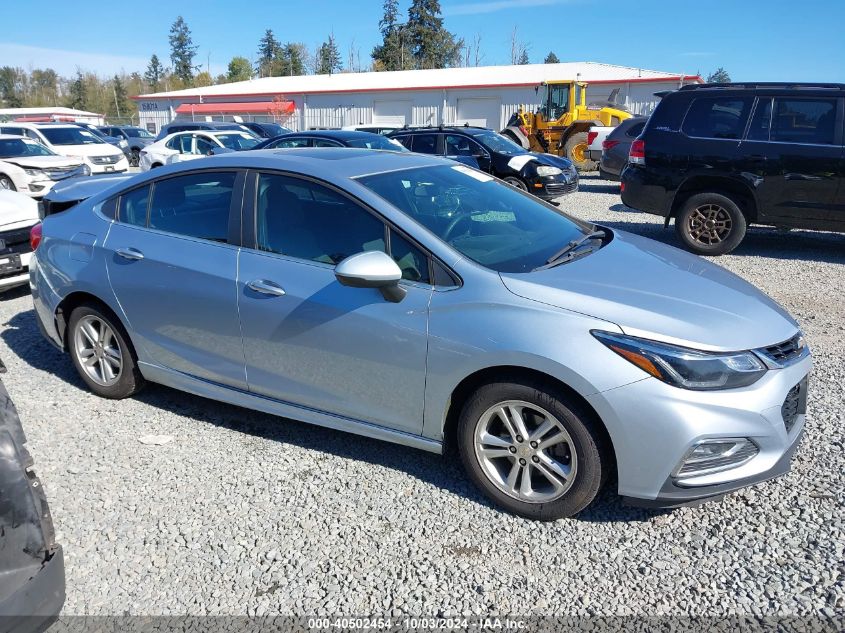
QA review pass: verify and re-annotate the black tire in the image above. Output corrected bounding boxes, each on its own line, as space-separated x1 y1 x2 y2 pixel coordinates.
457 378 608 520
150 163 162 169
563 131 596 172
130 149 140 167
0 174 16 191
67 303 145 399
675 192 747 256
503 176 528 191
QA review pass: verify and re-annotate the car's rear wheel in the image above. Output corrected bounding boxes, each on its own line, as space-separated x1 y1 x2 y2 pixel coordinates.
458 379 607 520
0 175 16 191
68 303 144 399
503 176 528 191
675 193 747 255
130 149 140 167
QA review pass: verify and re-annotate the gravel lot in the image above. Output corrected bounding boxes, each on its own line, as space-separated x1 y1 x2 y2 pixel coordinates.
1 176 843 618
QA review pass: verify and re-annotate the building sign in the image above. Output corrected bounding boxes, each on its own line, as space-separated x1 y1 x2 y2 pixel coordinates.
139 101 165 112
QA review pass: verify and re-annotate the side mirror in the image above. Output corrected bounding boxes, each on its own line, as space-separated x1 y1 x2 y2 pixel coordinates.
334 250 406 303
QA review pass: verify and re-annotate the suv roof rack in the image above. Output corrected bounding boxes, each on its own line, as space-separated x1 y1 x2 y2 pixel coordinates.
679 82 845 91
398 124 491 131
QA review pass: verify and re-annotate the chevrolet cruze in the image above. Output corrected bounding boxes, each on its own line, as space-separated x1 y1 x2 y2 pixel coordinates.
29 149 810 520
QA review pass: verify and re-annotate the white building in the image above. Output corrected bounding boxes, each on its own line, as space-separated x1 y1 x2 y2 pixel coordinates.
0 106 104 124
134 62 701 134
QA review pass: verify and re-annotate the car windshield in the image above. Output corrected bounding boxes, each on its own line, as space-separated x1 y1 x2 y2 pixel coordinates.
358 164 592 273
41 127 105 146
214 133 261 150
0 138 57 157
345 136 409 151
471 131 528 155
124 127 153 138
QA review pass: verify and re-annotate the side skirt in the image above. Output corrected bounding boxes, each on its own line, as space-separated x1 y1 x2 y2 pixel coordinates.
138 362 443 454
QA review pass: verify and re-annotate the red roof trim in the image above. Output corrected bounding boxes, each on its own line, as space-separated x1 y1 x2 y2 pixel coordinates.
132 75 702 101
174 101 294 115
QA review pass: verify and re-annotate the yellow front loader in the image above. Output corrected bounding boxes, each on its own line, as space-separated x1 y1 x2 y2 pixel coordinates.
501 81 632 171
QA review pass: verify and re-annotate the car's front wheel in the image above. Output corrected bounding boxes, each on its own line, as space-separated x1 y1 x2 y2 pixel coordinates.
458 379 608 520
68 303 145 399
0 174 16 191
129 149 140 167
503 176 528 191
675 193 747 255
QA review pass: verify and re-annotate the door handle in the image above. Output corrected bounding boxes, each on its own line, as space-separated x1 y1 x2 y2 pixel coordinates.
247 279 286 296
116 247 144 261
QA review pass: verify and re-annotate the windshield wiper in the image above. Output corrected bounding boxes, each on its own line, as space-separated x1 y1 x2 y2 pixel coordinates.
535 230 606 271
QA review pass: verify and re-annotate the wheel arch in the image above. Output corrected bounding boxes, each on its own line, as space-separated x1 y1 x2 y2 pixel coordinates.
441 365 617 472
55 291 134 356
669 175 759 223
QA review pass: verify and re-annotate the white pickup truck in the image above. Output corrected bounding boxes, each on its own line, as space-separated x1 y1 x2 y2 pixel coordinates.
586 126 615 163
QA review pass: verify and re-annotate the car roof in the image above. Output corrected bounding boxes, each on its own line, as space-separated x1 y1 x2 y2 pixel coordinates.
0 134 32 140
284 130 385 140
391 126 490 134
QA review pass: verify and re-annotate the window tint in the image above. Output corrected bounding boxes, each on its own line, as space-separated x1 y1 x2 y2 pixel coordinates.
411 134 438 154
314 139 342 148
390 230 430 283
148 172 236 242
747 98 773 141
194 136 216 155
165 135 189 151
682 97 752 139
119 185 150 226
771 98 837 145
392 135 413 150
256 173 385 265
271 137 310 148
626 121 646 138
445 135 476 157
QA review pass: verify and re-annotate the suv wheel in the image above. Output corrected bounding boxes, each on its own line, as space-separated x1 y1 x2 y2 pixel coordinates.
675 193 747 255
129 149 140 167
458 379 607 520
503 176 528 191
68 303 145 399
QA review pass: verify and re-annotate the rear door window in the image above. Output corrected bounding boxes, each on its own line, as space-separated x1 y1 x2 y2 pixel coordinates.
392 135 413 150
770 98 838 145
410 134 439 154
148 172 237 242
682 97 753 139
626 121 646 137
747 98 773 141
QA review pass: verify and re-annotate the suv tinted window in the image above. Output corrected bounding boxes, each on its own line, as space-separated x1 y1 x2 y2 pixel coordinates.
626 121 646 138
148 172 236 242
682 97 752 139
256 173 385 265
411 134 438 154
392 135 413 150
270 137 310 148
771 98 837 145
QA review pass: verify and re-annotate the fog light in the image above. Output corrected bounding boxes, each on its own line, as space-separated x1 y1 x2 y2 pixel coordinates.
674 438 758 478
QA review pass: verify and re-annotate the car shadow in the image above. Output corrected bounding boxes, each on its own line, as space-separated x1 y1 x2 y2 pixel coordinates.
1 307 664 524
598 220 845 264
577 182 621 194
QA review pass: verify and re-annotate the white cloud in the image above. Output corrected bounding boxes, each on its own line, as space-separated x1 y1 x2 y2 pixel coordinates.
443 0 563 16
0 42 225 77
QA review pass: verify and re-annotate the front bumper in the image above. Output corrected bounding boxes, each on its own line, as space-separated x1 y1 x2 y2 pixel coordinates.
85 155 129 174
532 172 579 199
0 547 65 633
586 351 812 505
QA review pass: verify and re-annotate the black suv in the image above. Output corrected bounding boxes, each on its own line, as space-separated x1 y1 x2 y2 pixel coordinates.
388 126 578 200
621 83 845 254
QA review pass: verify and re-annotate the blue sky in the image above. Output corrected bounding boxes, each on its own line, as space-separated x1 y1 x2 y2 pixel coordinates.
1 0 844 81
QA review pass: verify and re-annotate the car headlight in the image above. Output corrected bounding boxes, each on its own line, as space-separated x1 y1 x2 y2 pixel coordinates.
535 165 563 177
23 168 43 176
592 331 767 390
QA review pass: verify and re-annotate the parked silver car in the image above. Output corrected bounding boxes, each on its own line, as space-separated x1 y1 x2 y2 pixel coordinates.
29 149 810 519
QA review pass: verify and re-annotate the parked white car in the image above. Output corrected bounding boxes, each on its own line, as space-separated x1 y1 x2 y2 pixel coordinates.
139 130 261 172
0 123 128 174
0 135 90 197
0 190 40 291
586 126 615 163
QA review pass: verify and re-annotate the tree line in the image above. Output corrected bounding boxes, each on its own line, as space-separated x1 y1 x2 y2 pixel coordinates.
0 0 729 124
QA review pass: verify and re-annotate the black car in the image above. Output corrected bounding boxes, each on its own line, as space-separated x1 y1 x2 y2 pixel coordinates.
621 82 845 255
241 121 293 139
99 125 156 167
154 121 255 141
388 126 579 200
254 129 409 152
0 372 65 631
598 116 648 181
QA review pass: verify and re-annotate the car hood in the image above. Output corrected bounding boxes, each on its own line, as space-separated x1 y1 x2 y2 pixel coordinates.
496 151 575 177
499 229 798 352
0 190 40 226
1 155 83 169
52 144 123 158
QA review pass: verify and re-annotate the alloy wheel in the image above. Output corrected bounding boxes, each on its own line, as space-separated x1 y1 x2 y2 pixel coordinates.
688 204 732 245
0 176 13 190
473 400 577 503
73 315 123 386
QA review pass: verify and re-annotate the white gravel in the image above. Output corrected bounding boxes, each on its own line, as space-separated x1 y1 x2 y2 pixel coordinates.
0 175 842 617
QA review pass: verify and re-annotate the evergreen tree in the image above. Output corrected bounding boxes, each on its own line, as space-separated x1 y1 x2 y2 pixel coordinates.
168 16 198 84
544 51 560 64
706 67 731 83
68 70 87 110
144 54 165 91
316 34 343 74
227 56 253 82
256 29 282 76
278 43 307 76
0 66 23 108
372 0 412 71
110 75 129 118
407 0 463 69
517 50 530 65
